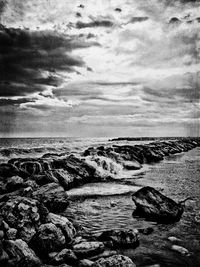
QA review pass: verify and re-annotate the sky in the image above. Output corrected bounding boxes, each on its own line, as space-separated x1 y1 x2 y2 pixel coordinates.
0 0 200 137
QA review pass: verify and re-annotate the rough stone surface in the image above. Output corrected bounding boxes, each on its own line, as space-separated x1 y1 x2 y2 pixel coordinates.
132 186 184 223
48 213 76 244
4 239 41 267
49 248 77 265
30 223 66 257
32 183 69 213
98 229 139 248
92 254 136 267
73 241 105 258
1 196 48 243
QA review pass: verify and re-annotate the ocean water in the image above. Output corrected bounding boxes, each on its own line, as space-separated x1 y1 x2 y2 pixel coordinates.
0 138 200 266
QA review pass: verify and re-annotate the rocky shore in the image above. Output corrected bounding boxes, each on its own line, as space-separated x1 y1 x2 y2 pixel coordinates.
0 137 199 267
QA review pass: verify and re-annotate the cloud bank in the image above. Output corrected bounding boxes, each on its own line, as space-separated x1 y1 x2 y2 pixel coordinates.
0 0 199 137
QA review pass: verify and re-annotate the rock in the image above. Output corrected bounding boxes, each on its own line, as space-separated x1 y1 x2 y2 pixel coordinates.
33 173 58 186
0 163 20 178
92 254 136 267
32 183 69 213
97 229 139 248
168 236 181 242
73 241 105 258
138 227 154 235
6 176 25 192
1 196 48 243
171 245 190 256
79 259 94 267
0 231 4 240
30 223 66 257
4 239 41 267
0 242 9 265
123 160 141 170
6 228 17 240
49 248 78 265
132 186 184 223
48 213 76 244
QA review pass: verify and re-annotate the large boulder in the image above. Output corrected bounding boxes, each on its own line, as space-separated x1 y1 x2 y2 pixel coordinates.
132 186 184 223
97 229 139 248
32 183 69 213
0 196 49 243
92 254 136 267
47 213 76 244
3 239 41 267
30 223 66 257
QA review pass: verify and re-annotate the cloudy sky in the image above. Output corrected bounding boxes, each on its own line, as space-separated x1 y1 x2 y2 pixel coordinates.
0 0 199 137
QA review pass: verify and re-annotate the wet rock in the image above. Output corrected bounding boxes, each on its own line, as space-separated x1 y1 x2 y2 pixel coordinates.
168 236 181 242
0 163 20 178
6 228 17 240
32 183 69 213
132 186 184 223
73 241 105 258
123 160 141 170
79 259 94 266
92 254 136 267
1 196 48 243
48 213 76 244
4 239 41 267
0 246 9 265
30 223 66 257
49 248 78 265
6 176 25 192
33 172 58 186
138 227 154 235
51 169 77 190
171 245 190 256
97 229 139 248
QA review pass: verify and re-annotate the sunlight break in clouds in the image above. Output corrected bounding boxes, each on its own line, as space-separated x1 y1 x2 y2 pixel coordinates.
0 0 199 137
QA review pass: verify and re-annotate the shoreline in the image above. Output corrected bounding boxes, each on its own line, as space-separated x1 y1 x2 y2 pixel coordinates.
0 137 200 266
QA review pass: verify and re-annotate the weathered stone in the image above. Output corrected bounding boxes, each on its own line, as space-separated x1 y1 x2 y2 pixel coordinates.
171 245 190 256
32 183 69 213
79 259 94 267
48 213 76 244
73 241 105 258
6 228 17 240
138 227 154 235
123 160 141 170
92 254 136 267
49 248 77 265
30 223 66 257
0 163 20 178
6 176 25 192
1 196 48 243
132 186 184 223
4 239 41 267
97 229 139 248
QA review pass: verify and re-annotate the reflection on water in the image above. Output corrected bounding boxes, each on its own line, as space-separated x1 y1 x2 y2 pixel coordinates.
65 147 200 267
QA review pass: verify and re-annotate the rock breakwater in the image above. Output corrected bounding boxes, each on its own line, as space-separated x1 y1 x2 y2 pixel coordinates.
0 137 199 266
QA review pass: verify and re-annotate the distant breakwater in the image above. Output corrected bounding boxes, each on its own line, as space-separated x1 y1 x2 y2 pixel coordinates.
0 137 199 266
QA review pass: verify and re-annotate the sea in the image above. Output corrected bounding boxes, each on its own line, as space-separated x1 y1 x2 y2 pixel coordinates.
0 137 200 267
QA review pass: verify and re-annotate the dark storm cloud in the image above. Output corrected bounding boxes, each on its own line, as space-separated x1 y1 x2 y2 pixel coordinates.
0 98 35 106
76 20 114 29
129 17 149 23
0 25 98 98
